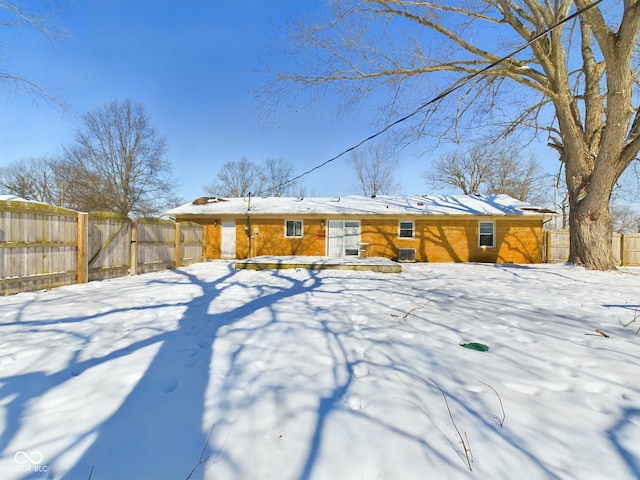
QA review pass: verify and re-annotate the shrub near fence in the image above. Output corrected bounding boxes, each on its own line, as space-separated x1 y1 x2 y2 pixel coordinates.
545 230 640 266
0 198 205 295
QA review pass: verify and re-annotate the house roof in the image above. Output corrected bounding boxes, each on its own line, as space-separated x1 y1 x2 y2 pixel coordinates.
166 194 556 218
0 195 28 202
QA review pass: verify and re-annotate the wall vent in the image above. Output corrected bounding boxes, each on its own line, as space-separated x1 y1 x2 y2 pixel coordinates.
397 247 416 263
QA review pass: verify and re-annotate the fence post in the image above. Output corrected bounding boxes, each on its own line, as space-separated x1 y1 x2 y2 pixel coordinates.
621 234 627 267
77 212 89 284
174 222 181 268
202 225 207 262
130 219 138 276
544 230 551 263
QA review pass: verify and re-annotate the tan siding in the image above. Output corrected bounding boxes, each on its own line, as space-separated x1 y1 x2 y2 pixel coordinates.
363 218 543 263
495 220 543 264
205 224 221 259
249 218 326 257
178 214 545 264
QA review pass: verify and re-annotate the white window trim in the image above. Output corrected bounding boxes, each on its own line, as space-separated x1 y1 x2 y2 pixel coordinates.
399 220 414 239
285 219 303 238
478 221 495 248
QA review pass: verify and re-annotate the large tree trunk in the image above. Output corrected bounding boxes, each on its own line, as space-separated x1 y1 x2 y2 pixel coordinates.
568 187 616 270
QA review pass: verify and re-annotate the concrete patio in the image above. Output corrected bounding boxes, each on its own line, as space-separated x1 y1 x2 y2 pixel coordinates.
234 256 403 273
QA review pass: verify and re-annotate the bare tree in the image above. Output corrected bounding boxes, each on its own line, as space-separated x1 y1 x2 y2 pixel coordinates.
267 1 640 270
259 158 297 196
62 98 176 216
422 147 494 196
551 163 570 229
422 144 546 203
611 162 640 233
349 142 400 196
486 153 547 205
54 159 110 212
205 158 260 197
0 2 70 107
0 156 61 204
611 203 640 233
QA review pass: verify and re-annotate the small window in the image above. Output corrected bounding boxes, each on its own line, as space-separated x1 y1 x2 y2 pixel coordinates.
399 221 414 238
479 221 495 247
285 220 303 238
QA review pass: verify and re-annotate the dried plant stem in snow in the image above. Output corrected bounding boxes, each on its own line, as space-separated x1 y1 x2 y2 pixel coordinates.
622 305 640 334
429 379 473 472
479 381 506 427
185 423 216 480
402 300 431 321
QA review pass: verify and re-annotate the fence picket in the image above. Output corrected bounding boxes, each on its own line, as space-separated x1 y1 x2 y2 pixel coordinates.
545 230 640 266
1 199 205 295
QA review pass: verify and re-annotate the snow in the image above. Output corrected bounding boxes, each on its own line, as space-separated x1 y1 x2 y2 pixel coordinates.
165 194 554 217
0 196 27 202
1 261 639 480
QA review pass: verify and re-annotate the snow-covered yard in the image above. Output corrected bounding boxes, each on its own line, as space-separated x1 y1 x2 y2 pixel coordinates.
1 261 639 480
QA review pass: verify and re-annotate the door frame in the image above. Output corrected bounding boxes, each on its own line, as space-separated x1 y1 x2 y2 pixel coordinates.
221 220 236 259
326 220 361 256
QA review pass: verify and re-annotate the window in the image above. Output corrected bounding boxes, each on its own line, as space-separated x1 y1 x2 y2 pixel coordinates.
479 221 495 247
399 221 414 238
285 220 303 238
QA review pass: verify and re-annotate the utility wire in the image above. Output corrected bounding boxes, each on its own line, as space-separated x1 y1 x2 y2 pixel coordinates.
265 0 603 196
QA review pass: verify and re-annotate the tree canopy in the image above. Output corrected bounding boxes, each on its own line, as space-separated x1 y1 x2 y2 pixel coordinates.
0 1 70 107
62 98 177 216
267 0 640 269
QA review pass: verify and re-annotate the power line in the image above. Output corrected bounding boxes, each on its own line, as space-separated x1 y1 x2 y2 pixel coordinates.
267 0 603 195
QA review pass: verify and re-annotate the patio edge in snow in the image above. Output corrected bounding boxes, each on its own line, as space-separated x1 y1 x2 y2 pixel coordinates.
234 256 403 273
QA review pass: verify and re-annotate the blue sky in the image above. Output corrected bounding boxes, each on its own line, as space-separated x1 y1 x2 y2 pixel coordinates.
0 0 554 203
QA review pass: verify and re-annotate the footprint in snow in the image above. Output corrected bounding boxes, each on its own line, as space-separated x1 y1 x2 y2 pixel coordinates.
0 354 16 366
585 398 613 414
355 346 367 359
353 363 369 379
344 394 368 411
515 335 535 343
502 383 541 396
582 382 606 394
351 315 368 325
161 378 180 394
183 356 200 368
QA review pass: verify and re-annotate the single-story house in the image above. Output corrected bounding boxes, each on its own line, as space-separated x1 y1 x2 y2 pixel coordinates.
165 194 556 263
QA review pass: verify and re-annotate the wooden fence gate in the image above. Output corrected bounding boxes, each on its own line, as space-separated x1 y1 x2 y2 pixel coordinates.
88 212 132 281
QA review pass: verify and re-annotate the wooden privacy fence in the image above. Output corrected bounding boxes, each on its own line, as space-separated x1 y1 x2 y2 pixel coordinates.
545 230 640 266
1 198 205 295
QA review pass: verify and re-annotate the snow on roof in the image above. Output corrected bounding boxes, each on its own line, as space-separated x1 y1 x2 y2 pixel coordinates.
0 194 28 202
165 194 556 217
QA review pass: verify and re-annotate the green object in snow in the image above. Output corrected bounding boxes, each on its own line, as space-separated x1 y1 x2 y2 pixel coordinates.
459 342 489 352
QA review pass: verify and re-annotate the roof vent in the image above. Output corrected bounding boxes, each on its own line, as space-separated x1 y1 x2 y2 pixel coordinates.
521 207 557 214
330 196 341 202
192 196 228 205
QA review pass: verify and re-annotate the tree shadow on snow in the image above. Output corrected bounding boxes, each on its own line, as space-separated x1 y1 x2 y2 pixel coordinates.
58 265 323 480
0 296 191 475
4 264 627 479
607 407 640 479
